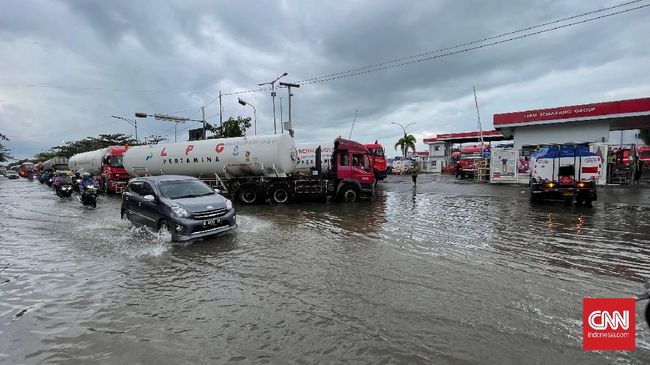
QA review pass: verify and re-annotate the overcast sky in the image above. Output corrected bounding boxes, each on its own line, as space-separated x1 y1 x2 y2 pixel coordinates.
1 0 649 159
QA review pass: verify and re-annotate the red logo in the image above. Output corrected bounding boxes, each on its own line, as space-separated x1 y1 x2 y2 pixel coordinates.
215 143 225 153
583 298 635 351
160 147 167 157
185 145 194 155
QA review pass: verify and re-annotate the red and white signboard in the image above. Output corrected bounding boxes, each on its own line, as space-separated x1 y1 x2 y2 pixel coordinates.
494 97 650 128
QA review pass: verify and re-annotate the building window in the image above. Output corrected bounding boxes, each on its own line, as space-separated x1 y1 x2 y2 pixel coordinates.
432 160 437 166
434 146 440 151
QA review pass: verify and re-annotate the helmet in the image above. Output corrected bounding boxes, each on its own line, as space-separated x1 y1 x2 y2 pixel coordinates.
82 172 91 178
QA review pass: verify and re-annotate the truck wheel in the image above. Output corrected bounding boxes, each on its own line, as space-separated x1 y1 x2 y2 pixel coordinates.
339 185 360 202
269 185 291 204
237 185 261 205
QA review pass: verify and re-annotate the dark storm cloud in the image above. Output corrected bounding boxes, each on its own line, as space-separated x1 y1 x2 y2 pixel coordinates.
0 0 649 159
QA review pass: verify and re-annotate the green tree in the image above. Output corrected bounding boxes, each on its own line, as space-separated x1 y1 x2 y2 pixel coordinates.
394 134 417 175
0 133 11 162
34 133 138 160
208 116 252 139
139 134 167 145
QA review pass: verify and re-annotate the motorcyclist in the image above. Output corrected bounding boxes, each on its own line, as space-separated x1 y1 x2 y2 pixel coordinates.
55 173 74 196
80 173 97 201
53 172 63 188
72 172 82 192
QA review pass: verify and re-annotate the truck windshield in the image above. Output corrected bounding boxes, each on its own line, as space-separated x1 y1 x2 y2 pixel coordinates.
373 149 384 157
110 156 124 168
158 180 215 199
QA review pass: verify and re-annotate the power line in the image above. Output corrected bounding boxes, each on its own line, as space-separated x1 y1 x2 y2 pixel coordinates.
297 0 646 84
299 3 650 85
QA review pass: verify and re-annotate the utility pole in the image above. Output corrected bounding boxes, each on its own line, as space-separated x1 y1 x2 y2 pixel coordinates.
219 90 223 131
201 106 206 140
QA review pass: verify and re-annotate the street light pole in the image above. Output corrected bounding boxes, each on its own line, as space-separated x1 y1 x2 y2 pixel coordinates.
258 72 288 134
111 115 138 141
135 112 205 142
279 82 300 138
238 98 257 136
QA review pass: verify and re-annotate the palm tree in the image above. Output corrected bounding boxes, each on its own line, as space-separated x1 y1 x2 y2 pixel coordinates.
394 134 416 174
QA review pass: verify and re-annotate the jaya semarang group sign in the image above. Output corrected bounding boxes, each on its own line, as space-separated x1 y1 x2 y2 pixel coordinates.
490 148 518 183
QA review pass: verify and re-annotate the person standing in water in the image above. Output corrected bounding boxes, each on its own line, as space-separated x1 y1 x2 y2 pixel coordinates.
411 162 419 185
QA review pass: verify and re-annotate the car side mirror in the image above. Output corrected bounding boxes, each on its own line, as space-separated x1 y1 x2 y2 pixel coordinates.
214 188 221 194
143 194 155 202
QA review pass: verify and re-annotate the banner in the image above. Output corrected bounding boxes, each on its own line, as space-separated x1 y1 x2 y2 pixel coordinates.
490 148 518 183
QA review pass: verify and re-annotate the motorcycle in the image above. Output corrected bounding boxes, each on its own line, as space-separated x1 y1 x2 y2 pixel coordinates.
79 185 98 208
72 177 83 193
45 175 55 187
55 182 74 198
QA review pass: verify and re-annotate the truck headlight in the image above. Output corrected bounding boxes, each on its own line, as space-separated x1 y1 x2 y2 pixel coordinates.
226 199 233 210
171 206 189 218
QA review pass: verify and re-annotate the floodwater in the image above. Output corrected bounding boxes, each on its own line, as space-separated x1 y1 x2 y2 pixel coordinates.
1 175 650 364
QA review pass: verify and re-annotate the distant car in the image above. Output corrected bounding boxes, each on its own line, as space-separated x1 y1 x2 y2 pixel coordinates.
6 171 19 179
121 175 236 241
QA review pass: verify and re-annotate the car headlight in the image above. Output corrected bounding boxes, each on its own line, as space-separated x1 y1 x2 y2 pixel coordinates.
171 206 189 218
226 199 233 210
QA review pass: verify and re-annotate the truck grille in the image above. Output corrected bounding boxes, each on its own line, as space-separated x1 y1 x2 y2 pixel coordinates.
192 208 228 220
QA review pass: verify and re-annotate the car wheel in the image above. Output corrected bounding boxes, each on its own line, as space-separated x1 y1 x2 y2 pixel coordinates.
158 220 172 233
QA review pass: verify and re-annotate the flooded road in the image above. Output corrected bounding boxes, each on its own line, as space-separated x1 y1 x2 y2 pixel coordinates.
1 175 650 364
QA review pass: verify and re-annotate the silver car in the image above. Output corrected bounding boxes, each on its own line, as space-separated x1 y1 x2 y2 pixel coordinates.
121 175 236 241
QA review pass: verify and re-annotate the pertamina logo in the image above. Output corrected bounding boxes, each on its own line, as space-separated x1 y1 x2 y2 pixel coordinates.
215 143 225 153
160 147 168 157
583 298 635 351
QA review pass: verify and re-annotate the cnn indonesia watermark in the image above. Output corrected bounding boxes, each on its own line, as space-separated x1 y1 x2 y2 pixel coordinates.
583 298 636 351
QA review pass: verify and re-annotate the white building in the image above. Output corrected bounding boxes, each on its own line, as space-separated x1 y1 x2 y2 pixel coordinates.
423 140 447 173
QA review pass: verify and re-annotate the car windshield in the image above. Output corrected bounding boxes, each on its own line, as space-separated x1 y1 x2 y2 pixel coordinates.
158 180 215 199
110 156 124 168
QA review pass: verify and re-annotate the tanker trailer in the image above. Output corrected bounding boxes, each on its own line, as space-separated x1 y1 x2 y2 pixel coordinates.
41 156 69 172
69 146 130 193
123 134 375 204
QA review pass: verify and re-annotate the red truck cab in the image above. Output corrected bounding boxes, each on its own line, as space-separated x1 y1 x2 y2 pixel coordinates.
100 146 130 193
333 138 375 200
18 162 35 178
364 141 388 180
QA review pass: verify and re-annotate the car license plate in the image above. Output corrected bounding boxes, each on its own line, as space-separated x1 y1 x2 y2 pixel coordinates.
562 192 573 196
204 219 220 226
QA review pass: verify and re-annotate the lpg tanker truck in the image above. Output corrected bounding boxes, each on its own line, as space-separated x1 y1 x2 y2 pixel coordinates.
122 134 375 204
68 146 130 193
